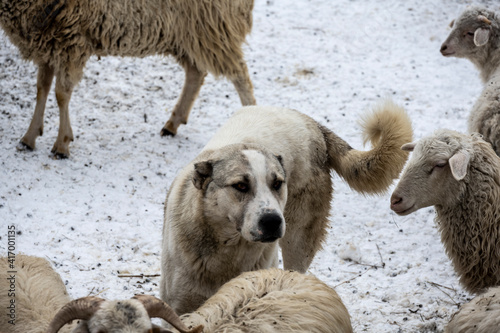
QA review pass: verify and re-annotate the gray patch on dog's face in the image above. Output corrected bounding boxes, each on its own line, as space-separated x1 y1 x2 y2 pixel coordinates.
201 147 287 244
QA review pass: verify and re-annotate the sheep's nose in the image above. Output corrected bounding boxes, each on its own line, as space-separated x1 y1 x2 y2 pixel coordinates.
440 44 448 54
390 194 403 210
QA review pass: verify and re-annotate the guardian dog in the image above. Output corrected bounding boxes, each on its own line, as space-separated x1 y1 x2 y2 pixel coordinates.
161 102 413 315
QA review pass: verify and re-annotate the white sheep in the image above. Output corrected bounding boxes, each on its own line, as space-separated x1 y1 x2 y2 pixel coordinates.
177 268 353 333
0 254 75 333
0 254 201 333
445 286 500 333
0 0 256 157
390 129 500 293
47 294 203 333
55 269 352 333
51 269 352 333
440 6 500 155
1 255 351 333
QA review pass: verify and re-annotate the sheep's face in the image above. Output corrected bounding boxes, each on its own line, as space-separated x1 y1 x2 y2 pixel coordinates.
193 145 287 244
86 300 153 333
390 130 472 215
440 7 497 60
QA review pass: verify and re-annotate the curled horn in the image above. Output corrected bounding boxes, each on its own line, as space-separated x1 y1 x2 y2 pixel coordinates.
133 295 203 333
46 296 105 333
478 15 492 25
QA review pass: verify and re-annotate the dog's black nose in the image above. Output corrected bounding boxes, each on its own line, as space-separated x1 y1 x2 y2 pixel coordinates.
258 213 283 242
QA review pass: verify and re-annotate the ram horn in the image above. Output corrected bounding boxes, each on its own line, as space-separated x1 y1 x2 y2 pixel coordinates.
46 296 105 333
133 295 203 333
478 15 492 25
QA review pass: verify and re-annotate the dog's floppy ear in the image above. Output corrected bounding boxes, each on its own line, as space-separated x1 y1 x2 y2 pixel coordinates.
193 161 213 190
274 154 286 176
275 154 283 165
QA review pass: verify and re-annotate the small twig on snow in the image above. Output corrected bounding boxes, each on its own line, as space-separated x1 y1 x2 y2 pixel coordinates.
376 243 385 268
333 267 372 288
427 281 460 307
118 274 161 278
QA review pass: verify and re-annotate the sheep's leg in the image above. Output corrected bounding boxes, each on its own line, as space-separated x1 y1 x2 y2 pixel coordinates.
51 73 75 158
19 63 55 150
161 63 206 136
230 61 256 106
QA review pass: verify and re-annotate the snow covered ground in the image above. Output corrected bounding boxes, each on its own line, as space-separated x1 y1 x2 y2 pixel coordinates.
0 0 497 331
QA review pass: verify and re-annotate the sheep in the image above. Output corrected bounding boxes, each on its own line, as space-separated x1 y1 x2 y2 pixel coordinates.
0 254 202 333
47 294 203 333
390 129 500 293
0 0 256 157
177 268 353 333
2 255 351 333
445 286 500 333
54 269 352 333
0 254 76 333
440 6 500 155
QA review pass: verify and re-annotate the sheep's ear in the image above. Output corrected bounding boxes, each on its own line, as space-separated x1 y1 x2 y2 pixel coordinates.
449 150 470 181
401 143 416 151
474 27 490 46
193 161 213 190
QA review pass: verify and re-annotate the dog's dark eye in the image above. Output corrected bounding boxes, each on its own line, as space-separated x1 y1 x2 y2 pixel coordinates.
272 180 283 191
232 182 249 193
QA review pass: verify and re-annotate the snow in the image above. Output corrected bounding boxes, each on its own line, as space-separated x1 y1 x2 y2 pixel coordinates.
0 0 497 331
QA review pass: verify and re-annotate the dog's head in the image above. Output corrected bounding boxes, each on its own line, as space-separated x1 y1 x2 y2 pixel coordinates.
192 144 287 244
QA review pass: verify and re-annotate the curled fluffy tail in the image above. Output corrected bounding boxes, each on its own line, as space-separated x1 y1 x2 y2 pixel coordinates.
327 100 413 194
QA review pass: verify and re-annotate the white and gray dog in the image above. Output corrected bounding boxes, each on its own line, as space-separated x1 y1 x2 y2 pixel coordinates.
161 103 413 315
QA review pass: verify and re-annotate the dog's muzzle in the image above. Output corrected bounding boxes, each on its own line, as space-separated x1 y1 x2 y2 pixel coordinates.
255 212 284 243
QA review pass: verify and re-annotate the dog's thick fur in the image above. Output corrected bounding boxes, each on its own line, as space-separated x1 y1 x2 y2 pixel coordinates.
161 102 413 315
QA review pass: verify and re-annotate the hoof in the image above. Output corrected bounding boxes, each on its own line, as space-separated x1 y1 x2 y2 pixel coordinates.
51 147 69 159
51 151 69 160
16 141 34 151
161 128 176 137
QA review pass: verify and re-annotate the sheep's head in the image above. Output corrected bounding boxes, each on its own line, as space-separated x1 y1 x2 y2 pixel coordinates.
440 6 498 60
390 129 475 215
46 295 203 333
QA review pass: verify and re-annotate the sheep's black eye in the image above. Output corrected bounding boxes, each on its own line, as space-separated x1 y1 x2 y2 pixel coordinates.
429 162 446 174
466 31 474 37
272 180 283 191
232 182 249 193
430 162 447 173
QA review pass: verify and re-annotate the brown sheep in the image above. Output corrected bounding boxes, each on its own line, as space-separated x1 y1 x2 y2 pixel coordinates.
0 0 256 157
